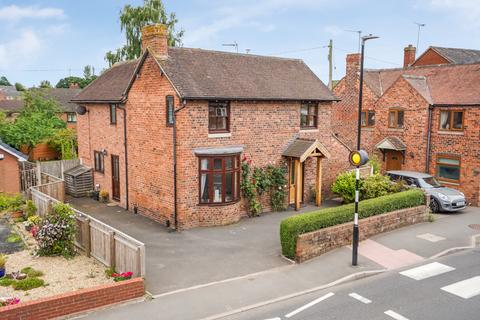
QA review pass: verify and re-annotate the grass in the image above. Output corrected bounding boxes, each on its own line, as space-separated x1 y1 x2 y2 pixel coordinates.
12 277 45 291
0 278 14 287
21 267 44 278
5 232 22 243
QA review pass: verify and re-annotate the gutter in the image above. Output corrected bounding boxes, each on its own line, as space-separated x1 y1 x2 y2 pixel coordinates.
117 105 130 211
172 99 187 231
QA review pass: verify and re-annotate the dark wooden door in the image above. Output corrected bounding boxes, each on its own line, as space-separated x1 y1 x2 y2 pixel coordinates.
386 151 403 171
111 155 120 201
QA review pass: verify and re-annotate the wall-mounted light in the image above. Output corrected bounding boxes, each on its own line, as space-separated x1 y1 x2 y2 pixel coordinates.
101 149 108 156
0 154 4 160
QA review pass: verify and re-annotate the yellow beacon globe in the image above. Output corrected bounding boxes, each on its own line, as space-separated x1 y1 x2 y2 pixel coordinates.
351 153 361 165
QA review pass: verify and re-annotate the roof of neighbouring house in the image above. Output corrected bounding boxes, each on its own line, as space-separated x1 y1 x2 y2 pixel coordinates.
426 46 480 65
375 136 407 151
73 47 336 103
0 99 24 114
0 86 21 99
37 88 82 112
364 63 480 105
0 139 28 161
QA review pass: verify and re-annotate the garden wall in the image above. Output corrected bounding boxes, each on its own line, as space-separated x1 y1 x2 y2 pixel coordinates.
295 204 429 262
0 278 144 320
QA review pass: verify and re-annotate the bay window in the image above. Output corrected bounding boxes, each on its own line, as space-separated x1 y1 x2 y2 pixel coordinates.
199 154 240 204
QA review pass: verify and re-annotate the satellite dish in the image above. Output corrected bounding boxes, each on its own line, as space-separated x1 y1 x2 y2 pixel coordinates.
76 105 87 115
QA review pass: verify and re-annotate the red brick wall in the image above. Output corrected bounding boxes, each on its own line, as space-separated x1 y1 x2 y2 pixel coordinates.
412 49 450 66
0 278 144 320
77 104 126 206
21 143 59 161
0 152 21 194
428 107 480 205
295 204 429 262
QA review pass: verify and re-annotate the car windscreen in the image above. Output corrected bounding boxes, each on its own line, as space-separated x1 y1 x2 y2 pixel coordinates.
418 176 442 188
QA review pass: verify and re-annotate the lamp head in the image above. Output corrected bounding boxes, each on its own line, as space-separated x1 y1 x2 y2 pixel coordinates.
361 34 379 43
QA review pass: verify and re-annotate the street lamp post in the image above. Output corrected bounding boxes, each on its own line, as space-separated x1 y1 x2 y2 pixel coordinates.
352 34 379 266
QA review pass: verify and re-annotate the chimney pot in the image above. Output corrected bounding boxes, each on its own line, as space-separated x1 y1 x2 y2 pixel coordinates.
141 24 168 58
403 44 416 68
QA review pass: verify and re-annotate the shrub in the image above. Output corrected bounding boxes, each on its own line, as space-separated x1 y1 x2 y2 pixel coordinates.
360 174 395 200
368 154 381 174
331 171 356 203
0 194 24 212
35 203 76 258
23 200 37 218
0 278 14 287
21 267 44 278
280 189 425 259
12 277 44 291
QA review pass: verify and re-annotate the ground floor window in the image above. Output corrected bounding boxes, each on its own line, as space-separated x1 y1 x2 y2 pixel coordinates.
198 154 240 204
94 151 104 173
436 155 461 182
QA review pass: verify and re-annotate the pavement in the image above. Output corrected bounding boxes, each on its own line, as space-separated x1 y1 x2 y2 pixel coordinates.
66 196 339 294
73 207 480 320
223 249 480 320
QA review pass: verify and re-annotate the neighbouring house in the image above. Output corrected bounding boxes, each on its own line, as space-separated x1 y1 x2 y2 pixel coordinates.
333 45 480 206
0 139 28 194
0 100 23 120
0 86 22 101
73 24 352 229
39 88 82 129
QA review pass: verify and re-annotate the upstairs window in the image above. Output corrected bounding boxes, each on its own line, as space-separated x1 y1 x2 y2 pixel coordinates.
209 101 230 133
300 103 318 128
440 110 464 131
166 96 174 126
110 104 117 125
436 155 461 182
94 151 104 173
67 112 77 123
361 110 375 127
199 154 240 204
388 109 404 129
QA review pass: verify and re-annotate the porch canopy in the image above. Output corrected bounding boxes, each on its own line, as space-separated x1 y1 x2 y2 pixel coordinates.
375 136 406 162
282 139 330 210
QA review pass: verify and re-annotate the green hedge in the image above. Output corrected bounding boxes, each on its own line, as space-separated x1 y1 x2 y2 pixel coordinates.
280 189 425 259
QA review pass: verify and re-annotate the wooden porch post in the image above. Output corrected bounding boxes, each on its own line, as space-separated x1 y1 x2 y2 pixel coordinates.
295 159 301 211
315 157 322 206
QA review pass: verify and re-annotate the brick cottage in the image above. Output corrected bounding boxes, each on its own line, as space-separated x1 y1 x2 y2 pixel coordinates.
73 24 351 229
333 45 480 205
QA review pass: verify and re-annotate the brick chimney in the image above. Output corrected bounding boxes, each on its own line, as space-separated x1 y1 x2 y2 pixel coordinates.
69 83 80 89
345 53 361 87
403 44 416 68
141 24 168 58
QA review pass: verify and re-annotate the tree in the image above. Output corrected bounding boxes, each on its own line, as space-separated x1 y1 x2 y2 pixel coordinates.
39 80 52 88
0 76 11 86
49 128 78 160
14 82 26 91
105 0 184 67
83 65 95 79
55 76 83 89
0 90 65 149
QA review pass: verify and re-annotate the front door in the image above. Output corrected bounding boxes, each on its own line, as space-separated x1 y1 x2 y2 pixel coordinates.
386 150 403 171
111 155 120 201
289 159 303 205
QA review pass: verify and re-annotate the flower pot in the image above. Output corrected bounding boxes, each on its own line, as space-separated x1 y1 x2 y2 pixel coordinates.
92 191 100 201
0 268 5 278
11 211 23 219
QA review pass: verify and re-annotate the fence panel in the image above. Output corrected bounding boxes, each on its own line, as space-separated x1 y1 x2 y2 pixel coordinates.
38 159 81 179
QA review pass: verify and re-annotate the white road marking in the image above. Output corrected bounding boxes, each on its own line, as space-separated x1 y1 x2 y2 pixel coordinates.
416 233 446 242
284 292 334 318
400 262 455 280
264 318 281 320
348 292 372 304
441 276 480 299
385 310 410 320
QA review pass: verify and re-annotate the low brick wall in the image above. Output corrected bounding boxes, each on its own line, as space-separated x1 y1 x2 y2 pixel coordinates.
0 278 144 320
295 205 429 263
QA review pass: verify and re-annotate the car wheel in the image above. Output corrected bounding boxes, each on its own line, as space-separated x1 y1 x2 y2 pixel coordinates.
430 198 440 213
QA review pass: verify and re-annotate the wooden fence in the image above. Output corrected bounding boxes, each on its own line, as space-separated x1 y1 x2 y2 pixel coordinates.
38 159 81 179
31 173 65 202
30 189 146 278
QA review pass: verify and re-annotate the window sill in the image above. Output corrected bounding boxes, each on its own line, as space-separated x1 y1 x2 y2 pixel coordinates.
198 199 240 207
361 127 374 131
208 132 232 138
299 128 319 133
387 128 404 132
437 130 464 136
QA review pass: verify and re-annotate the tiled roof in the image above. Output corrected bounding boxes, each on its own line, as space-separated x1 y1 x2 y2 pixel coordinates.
0 100 23 114
364 63 480 105
0 86 21 98
402 75 432 104
282 138 331 162
430 47 480 65
38 88 82 112
375 136 406 151
73 60 138 103
73 47 335 103
0 139 28 161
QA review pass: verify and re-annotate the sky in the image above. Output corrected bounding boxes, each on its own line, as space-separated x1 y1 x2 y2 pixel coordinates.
0 0 479 87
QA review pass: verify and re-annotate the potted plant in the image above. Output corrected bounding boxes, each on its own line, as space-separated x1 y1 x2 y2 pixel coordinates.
99 190 109 203
0 255 6 278
9 195 25 219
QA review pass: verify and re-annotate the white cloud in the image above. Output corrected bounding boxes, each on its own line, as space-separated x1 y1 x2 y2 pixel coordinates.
184 0 325 45
429 0 480 26
0 5 65 22
0 30 43 69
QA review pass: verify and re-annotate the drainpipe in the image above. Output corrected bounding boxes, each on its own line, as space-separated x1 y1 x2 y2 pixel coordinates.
425 104 433 173
172 99 187 230
117 105 129 211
